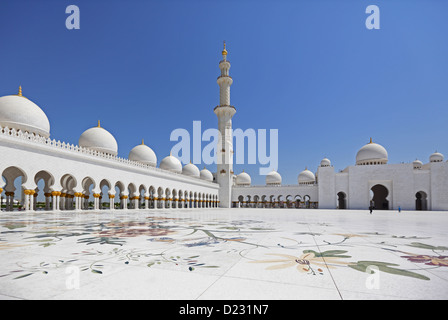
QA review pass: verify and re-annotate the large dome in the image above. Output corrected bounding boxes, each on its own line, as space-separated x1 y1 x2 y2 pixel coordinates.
413 159 423 169
129 140 157 167
320 158 331 167
78 121 118 156
266 170 282 185
160 154 182 173
356 139 388 165
430 152 444 163
236 171 251 186
182 162 200 177
200 167 213 181
0 89 50 138
298 168 315 185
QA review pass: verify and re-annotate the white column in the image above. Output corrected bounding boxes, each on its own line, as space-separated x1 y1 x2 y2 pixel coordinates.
109 194 115 210
23 191 30 212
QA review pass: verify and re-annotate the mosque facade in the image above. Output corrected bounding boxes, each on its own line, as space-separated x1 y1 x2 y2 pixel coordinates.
1 45 447 212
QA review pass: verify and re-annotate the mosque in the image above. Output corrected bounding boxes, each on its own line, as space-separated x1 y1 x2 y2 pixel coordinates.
1 44 447 212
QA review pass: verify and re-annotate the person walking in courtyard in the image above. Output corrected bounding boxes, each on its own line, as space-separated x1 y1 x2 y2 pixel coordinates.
369 205 373 214
398 206 401 213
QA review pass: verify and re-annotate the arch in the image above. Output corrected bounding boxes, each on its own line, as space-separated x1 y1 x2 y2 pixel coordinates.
172 189 178 208
188 191 193 208
2 166 28 211
304 195 311 209
60 174 77 211
114 181 126 209
415 191 428 211
253 195 260 208
294 195 302 208
34 170 55 210
157 187 165 209
370 184 389 210
285 195 292 208
337 192 347 209
148 185 156 209
99 179 112 210
81 176 96 210
277 195 284 208
238 195 244 208
165 188 171 208
138 184 147 209
127 183 137 209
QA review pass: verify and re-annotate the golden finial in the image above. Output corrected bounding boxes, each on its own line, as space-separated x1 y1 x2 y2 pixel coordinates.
222 40 227 56
18 86 22 97
97 120 101 128
369 137 373 144
141 139 144 145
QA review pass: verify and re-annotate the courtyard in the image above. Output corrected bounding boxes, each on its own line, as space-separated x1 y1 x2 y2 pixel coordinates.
0 208 447 300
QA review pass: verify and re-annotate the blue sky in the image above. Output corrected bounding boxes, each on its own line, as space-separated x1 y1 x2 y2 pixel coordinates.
1 0 447 185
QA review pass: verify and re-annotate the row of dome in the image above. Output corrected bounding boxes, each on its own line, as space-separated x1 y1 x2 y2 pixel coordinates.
0 90 445 181
0 90 214 181
75 122 215 181
235 168 316 186
234 148 446 186
355 138 444 165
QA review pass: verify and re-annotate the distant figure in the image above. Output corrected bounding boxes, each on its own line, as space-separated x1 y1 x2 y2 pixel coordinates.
398 206 401 213
369 205 373 214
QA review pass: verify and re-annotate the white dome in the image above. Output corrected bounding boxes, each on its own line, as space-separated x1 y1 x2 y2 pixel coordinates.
320 158 331 167
129 141 157 167
200 167 213 181
430 152 444 163
160 154 182 173
182 162 200 177
356 139 388 165
79 123 118 156
0 92 50 138
298 168 315 185
236 171 251 186
266 170 282 185
413 159 423 169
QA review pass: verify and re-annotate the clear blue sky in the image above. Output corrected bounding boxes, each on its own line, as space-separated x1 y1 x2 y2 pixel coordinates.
1 0 447 185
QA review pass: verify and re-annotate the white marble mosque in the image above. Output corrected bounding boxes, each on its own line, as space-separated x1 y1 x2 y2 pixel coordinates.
1 44 448 213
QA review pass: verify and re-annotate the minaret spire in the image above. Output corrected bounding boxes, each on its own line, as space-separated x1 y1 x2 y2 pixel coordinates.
222 41 227 60
214 42 236 208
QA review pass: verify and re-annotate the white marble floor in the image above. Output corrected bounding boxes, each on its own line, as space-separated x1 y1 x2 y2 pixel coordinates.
0 208 447 300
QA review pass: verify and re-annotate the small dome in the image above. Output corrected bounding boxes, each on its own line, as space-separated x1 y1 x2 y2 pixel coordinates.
79 122 118 156
129 140 157 167
183 162 200 177
356 138 388 165
298 168 315 185
160 154 182 173
413 159 423 169
320 158 331 167
0 89 50 138
430 152 444 163
236 171 251 186
200 167 213 181
266 170 282 185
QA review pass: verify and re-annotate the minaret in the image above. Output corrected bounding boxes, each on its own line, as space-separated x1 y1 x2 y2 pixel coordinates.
214 41 236 208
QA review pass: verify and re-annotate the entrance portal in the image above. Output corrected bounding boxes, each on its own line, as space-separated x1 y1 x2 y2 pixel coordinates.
337 192 347 209
415 191 428 210
370 184 389 210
